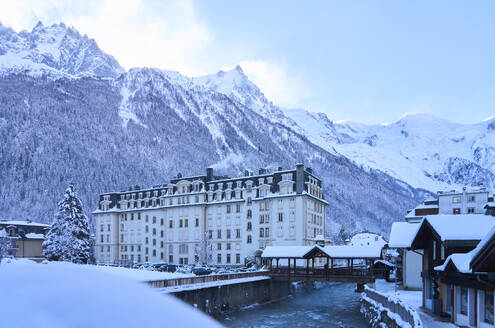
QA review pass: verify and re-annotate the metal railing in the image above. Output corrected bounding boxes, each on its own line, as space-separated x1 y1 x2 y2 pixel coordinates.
146 270 269 288
363 286 422 328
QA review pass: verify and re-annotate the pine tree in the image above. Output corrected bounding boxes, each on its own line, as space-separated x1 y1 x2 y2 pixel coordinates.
0 228 12 263
43 184 92 264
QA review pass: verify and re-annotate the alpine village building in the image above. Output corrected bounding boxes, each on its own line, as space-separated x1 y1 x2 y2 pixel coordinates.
389 185 495 326
93 164 327 267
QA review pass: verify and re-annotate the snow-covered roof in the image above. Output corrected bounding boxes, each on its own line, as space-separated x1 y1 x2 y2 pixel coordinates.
261 245 382 259
0 220 49 228
388 222 421 248
436 225 495 274
425 215 495 241
320 245 382 259
24 233 45 239
434 252 473 273
424 197 437 202
485 202 495 208
415 204 438 209
262 246 314 258
438 186 488 195
374 259 394 267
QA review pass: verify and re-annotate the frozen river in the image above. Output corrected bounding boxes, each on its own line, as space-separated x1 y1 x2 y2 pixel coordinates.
220 282 368 328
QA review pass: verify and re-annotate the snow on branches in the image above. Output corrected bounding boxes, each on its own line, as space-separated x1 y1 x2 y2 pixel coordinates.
43 184 91 263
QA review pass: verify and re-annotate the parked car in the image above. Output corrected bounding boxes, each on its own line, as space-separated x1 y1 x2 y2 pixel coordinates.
164 264 177 273
193 267 212 276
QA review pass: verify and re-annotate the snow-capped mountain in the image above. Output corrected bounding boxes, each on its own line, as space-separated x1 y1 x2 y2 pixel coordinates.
0 21 124 78
193 66 303 133
283 108 495 191
4 21 477 238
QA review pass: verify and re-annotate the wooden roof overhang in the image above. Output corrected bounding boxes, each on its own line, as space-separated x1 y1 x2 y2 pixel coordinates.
302 247 330 259
471 234 495 273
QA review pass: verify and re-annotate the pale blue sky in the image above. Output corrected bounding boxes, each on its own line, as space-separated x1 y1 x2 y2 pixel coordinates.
1 0 494 124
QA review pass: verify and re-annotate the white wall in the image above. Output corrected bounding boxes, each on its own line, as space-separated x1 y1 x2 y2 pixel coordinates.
403 250 423 290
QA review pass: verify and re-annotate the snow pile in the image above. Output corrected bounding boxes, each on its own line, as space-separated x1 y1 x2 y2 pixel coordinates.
0 259 222 328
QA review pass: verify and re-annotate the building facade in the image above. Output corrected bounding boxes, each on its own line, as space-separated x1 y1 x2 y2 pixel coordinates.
93 164 327 266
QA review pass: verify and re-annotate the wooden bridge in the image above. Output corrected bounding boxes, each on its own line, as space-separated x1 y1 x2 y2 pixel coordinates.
262 245 383 290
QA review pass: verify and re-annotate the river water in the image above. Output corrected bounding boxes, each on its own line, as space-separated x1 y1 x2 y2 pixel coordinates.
220 282 368 328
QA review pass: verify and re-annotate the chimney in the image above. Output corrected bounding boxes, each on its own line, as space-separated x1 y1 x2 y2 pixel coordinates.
278 166 283 171
296 163 304 194
259 168 266 175
206 167 213 182
306 167 313 174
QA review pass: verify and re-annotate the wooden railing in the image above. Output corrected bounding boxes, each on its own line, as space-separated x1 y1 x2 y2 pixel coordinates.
145 271 269 288
363 285 422 328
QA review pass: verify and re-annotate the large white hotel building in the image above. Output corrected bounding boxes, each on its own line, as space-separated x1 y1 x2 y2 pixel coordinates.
93 164 327 266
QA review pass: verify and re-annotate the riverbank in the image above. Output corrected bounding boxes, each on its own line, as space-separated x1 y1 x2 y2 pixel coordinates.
371 280 456 328
221 282 368 328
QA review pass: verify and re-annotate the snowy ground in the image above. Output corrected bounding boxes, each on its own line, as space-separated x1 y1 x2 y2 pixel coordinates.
373 280 456 328
0 259 222 328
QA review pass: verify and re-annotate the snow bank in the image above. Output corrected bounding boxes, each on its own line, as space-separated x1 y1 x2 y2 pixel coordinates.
0 259 222 328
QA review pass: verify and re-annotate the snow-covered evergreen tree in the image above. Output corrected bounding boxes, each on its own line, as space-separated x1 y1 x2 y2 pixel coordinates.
43 184 92 263
194 231 213 266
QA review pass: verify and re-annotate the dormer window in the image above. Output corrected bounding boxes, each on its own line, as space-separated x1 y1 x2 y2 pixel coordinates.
209 184 214 191
267 177 273 184
260 189 265 197
236 181 242 188
227 182 233 189
282 173 292 181
258 178 264 185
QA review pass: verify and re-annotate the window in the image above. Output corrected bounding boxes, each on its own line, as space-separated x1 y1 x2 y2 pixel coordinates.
236 204 241 213
152 228 156 235
152 239 156 246
453 208 461 214
260 215 264 224
169 220 173 228
259 189 264 197
485 291 494 324
100 235 104 242
226 205 231 213
236 229 241 238
468 195 476 202
179 219 183 228
247 209 252 218
100 224 104 232
278 213 284 222
236 253 240 264
260 228 264 237
217 229 222 239
226 243 231 250
432 240 437 260
247 235 252 243
152 216 156 224
169 255 173 263
217 243 222 250
247 222 252 231
208 230 213 239
441 245 445 260
265 228 269 237
453 196 461 203
226 254 231 264
195 218 199 227
226 229 231 239
247 184 252 193
460 288 468 315
217 253 222 264
185 219 188 228
467 207 475 214
160 218 164 225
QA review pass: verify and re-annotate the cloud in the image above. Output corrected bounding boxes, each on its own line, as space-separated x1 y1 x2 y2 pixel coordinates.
0 0 213 75
227 59 311 108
